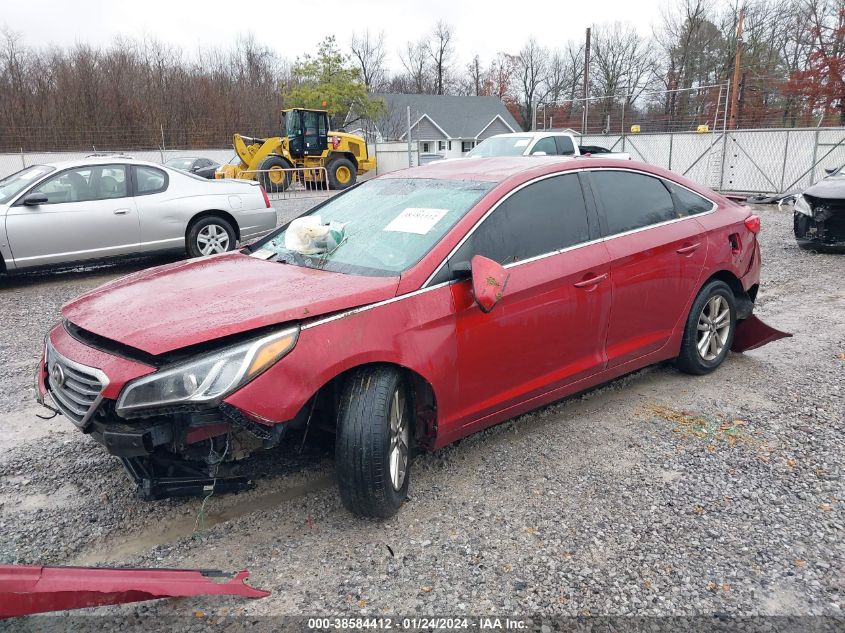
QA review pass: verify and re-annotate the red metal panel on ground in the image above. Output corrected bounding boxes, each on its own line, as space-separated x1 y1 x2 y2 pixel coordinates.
0 565 269 618
731 315 792 352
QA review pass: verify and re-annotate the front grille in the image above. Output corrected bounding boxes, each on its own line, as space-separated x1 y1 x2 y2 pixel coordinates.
46 341 109 428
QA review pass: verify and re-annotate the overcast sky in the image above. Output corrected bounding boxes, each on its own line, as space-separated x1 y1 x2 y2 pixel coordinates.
2 0 669 69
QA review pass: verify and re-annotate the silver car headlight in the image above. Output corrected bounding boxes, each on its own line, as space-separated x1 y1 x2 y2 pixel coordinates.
794 195 813 217
116 326 299 414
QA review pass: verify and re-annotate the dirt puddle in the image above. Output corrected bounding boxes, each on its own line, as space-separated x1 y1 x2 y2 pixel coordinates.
73 472 335 565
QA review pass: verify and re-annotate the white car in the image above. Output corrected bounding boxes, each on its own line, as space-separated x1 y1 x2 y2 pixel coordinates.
468 132 631 160
0 156 277 272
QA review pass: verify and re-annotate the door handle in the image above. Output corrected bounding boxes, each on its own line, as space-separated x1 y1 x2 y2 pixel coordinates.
676 242 701 255
573 273 608 288
113 208 130 215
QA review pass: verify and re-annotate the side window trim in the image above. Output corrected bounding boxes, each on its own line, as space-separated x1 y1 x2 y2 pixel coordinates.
424 171 594 287
585 167 717 240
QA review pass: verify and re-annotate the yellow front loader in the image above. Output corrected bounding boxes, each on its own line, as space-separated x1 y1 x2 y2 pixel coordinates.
216 108 376 192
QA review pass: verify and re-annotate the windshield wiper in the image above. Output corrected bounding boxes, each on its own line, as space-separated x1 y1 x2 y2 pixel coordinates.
314 237 348 269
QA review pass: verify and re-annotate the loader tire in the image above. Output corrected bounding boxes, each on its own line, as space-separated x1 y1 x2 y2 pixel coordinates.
326 157 357 190
259 156 292 193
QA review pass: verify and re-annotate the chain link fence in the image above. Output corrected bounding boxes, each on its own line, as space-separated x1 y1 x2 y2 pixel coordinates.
2 128 842 195
580 127 845 194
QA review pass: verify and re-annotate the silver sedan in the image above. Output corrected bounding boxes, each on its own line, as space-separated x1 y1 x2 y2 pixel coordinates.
0 156 277 272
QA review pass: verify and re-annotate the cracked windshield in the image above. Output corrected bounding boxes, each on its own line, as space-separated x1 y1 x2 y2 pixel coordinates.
256 178 494 276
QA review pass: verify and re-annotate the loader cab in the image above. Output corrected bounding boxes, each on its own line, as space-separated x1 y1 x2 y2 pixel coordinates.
283 108 329 159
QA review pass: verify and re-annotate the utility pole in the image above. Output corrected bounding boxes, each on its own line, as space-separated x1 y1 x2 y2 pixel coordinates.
728 7 744 130
582 27 591 135
406 106 413 167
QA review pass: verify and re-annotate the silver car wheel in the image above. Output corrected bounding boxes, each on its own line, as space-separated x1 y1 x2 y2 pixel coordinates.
696 295 731 361
196 224 230 255
388 388 409 491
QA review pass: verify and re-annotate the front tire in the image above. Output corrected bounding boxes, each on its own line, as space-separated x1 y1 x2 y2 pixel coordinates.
675 280 737 375
336 366 412 518
187 215 236 258
258 156 292 193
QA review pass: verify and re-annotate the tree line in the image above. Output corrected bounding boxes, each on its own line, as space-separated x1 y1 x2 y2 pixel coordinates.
0 0 842 152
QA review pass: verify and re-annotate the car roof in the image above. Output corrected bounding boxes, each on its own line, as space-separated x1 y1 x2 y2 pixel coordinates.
482 131 574 139
381 156 646 183
27 156 175 172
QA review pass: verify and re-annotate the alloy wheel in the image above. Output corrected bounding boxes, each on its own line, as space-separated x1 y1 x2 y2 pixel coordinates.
388 388 410 491
696 295 731 361
196 224 230 255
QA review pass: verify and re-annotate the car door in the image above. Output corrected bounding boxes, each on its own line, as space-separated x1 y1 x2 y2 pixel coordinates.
445 172 612 428
131 165 186 253
585 169 708 368
5 164 139 268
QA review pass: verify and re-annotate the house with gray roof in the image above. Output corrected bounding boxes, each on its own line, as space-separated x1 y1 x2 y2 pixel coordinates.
347 94 523 159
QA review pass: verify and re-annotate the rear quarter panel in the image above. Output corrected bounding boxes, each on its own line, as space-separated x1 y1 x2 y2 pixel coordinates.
137 175 272 247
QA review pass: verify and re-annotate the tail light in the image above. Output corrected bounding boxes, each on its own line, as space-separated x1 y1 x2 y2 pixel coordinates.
744 214 761 234
260 186 271 208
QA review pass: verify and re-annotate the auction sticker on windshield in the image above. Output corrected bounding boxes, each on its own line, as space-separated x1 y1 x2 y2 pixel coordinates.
384 208 448 235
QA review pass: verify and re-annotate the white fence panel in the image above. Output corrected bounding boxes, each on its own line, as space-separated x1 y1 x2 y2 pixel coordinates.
2 128 842 193
373 142 418 175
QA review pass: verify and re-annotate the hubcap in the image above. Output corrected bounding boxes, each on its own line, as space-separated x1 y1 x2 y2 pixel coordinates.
388 388 409 491
196 224 230 256
336 165 351 184
268 167 284 184
696 295 731 361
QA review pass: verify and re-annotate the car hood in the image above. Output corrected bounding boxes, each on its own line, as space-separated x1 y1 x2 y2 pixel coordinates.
62 253 400 355
804 177 845 200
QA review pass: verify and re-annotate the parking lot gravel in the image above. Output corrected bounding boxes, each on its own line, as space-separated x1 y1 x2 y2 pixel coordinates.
0 202 842 626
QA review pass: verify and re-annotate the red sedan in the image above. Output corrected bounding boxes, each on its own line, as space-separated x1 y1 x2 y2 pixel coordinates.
37 157 779 517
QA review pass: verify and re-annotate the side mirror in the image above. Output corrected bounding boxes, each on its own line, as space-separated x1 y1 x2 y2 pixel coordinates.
824 167 837 175
23 193 48 206
470 255 509 313
190 165 201 172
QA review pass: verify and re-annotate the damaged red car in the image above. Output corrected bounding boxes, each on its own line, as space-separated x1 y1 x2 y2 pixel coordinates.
37 157 779 518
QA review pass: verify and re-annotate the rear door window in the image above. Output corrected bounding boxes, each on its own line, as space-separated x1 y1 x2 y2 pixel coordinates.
590 170 679 236
451 174 591 267
666 181 714 216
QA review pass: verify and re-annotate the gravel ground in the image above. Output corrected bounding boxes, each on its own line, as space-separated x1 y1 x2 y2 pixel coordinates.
0 203 842 627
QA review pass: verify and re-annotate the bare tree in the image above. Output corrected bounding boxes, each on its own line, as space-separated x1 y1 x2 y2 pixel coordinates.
515 38 549 129
465 54 484 96
428 21 455 95
350 30 387 92
399 39 430 93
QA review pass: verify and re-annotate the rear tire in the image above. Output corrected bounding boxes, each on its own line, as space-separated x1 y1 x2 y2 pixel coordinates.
186 215 236 258
336 366 412 518
675 280 737 375
258 156 292 193
326 157 357 190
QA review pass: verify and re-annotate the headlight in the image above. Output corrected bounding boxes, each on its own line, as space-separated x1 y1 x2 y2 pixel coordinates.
794 195 813 216
116 326 299 414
